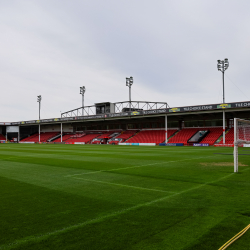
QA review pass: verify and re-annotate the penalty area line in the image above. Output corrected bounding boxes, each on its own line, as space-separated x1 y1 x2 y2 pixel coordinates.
72 176 177 194
65 156 213 177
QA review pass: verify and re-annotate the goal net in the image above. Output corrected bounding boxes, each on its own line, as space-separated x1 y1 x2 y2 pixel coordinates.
234 118 250 172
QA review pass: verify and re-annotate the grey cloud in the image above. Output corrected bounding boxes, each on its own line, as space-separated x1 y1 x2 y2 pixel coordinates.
1 0 250 121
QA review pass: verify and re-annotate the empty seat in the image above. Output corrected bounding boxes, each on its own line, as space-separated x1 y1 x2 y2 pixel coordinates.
217 128 234 144
21 132 59 142
0 134 6 140
109 130 137 144
199 127 223 145
127 129 177 144
168 128 199 145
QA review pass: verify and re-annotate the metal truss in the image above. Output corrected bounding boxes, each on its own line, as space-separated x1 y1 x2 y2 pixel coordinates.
114 101 169 113
61 101 170 118
61 105 96 118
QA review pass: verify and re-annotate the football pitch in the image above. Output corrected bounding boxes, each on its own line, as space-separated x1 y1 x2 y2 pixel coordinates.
0 144 250 250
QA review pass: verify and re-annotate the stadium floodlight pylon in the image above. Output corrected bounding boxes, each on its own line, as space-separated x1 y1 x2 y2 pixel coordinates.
234 118 250 172
217 58 229 144
37 95 42 143
126 77 133 111
80 86 86 116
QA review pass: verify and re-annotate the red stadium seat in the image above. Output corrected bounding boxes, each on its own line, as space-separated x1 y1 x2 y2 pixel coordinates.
127 129 177 144
109 130 137 144
199 127 223 145
21 132 59 142
168 128 199 145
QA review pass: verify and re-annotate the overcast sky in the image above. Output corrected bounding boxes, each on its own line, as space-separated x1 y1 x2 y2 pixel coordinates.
1 0 250 122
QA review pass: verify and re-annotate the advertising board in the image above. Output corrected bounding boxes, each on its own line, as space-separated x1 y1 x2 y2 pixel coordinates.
166 143 184 146
118 143 139 146
118 143 155 146
19 141 35 144
193 143 209 146
138 143 156 146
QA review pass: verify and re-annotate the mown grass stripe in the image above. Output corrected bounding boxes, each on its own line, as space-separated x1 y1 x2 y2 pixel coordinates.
72 176 177 193
0 171 237 250
65 155 214 177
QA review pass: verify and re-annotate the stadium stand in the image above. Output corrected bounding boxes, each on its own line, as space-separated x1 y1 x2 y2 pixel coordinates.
17 128 226 145
217 128 234 144
53 133 73 142
127 129 177 144
20 133 38 142
167 128 199 145
51 131 119 143
66 133 101 143
0 134 6 140
21 132 59 142
98 132 115 139
199 127 223 145
108 130 137 144
91 139 102 144
92 132 119 143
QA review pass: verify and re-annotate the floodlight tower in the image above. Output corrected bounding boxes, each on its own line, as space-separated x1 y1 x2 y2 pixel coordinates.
126 76 133 111
217 58 229 144
37 95 42 142
80 86 86 115
217 58 229 103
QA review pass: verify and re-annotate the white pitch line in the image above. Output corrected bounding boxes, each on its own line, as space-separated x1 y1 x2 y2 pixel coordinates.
0 170 237 250
73 177 177 194
65 156 213 177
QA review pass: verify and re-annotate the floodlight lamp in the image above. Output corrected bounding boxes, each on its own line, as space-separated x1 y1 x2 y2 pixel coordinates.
224 58 228 62
80 86 85 95
130 77 133 84
217 60 221 63
126 78 130 86
37 95 41 102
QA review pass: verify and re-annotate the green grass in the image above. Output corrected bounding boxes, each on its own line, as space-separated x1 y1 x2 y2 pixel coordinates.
0 144 250 250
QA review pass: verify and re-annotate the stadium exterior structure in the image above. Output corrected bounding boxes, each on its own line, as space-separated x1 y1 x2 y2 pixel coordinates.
1 100 250 144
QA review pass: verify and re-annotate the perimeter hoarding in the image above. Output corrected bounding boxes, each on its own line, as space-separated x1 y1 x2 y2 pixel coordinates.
193 143 209 146
119 143 156 146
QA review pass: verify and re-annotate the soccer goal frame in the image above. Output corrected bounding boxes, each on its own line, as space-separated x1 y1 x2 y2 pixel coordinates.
234 118 250 172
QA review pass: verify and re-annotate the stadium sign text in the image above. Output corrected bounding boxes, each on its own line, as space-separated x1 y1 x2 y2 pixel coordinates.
183 105 213 111
10 101 250 126
193 143 209 147
235 102 250 108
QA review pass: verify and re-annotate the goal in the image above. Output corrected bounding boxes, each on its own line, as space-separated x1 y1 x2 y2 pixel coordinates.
234 118 250 172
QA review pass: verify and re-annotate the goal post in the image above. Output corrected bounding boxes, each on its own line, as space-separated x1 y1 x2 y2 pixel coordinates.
234 118 250 172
